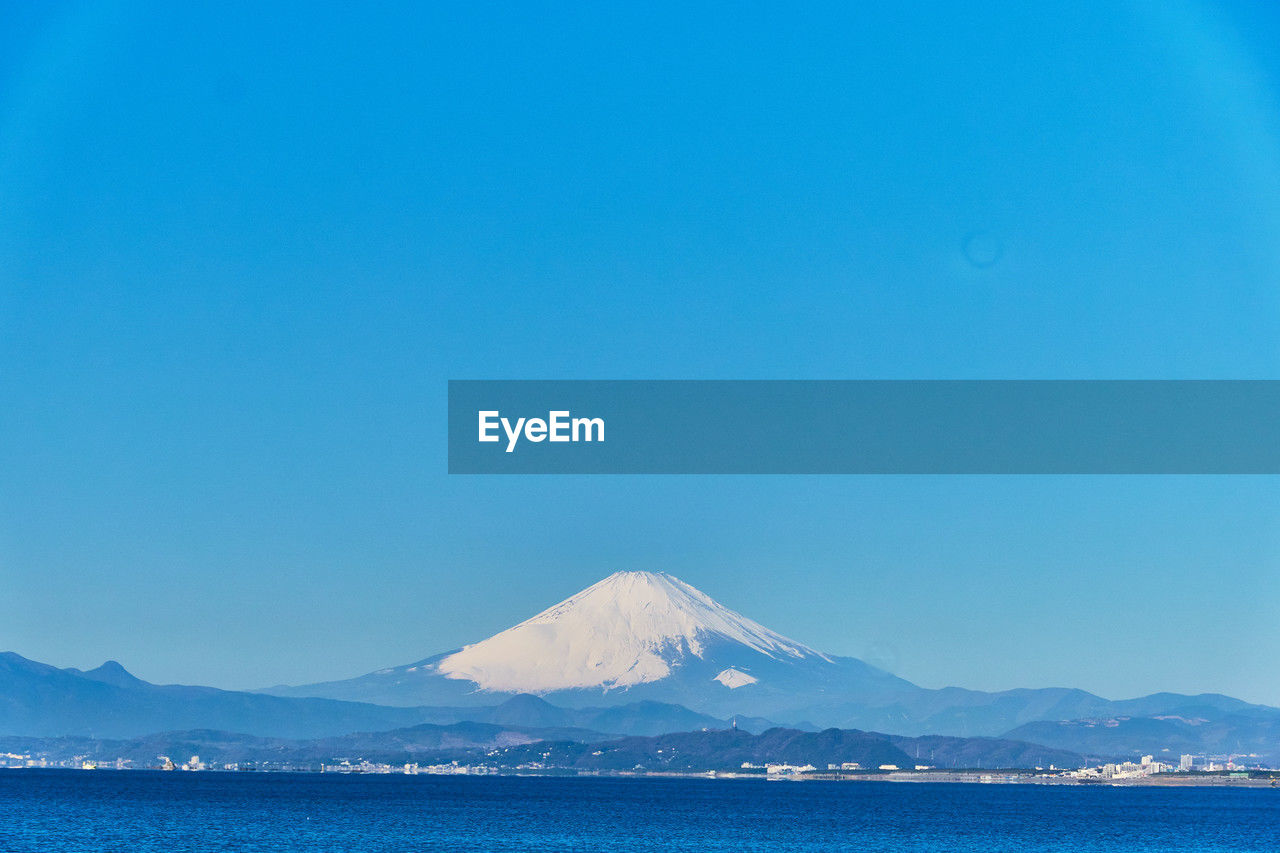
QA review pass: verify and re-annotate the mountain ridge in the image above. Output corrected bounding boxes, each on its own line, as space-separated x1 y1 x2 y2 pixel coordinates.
7 572 1278 758
0 724 1096 772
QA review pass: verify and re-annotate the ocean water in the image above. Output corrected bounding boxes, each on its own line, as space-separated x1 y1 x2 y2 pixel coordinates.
3 770 1278 852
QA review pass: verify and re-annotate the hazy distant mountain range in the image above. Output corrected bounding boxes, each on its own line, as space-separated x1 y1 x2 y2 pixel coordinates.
0 652 433 740
4 571 1278 762
0 653 735 740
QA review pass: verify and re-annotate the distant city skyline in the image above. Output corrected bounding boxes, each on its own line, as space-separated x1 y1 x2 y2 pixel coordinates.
2 2 1279 704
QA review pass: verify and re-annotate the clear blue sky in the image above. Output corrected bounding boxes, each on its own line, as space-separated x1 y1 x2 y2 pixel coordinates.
2 1 1278 703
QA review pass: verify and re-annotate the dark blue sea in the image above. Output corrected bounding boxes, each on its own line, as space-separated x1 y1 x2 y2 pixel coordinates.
3 769 1278 851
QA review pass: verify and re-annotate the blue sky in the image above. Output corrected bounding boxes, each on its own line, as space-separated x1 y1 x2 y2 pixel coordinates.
1 1 1278 703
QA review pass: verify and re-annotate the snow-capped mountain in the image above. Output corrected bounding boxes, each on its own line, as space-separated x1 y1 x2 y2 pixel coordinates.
435 571 827 693
268 571 917 721
10 571 1274 746
254 571 1280 740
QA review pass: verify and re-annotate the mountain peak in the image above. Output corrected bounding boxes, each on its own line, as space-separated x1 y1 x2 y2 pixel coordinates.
434 571 823 694
81 660 148 688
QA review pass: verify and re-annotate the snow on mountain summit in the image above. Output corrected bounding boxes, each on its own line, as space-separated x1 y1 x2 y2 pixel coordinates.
435 571 824 693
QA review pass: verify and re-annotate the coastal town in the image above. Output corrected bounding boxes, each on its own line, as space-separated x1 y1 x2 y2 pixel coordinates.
3 750 1277 787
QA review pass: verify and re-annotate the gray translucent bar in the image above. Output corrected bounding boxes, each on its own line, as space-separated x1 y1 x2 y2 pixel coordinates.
447 381 1280 474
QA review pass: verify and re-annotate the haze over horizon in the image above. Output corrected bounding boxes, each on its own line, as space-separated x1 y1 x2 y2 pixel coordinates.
2 2 1279 704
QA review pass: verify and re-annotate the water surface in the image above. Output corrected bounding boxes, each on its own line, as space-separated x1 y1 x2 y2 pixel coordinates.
3 770 1278 851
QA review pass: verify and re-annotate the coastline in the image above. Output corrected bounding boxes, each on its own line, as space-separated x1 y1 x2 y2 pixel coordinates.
5 765 1278 789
